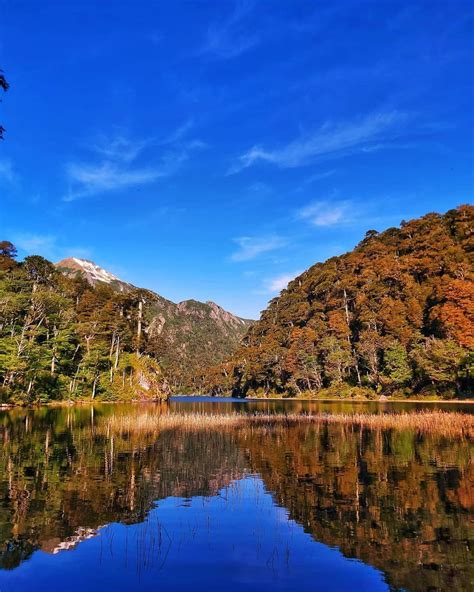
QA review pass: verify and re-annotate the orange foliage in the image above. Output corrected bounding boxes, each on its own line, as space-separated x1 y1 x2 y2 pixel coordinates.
434 279 474 348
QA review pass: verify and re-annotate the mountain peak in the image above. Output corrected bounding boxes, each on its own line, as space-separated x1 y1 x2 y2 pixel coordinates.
56 257 129 289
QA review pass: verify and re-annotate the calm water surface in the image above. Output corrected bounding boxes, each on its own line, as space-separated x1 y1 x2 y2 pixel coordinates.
0 398 472 591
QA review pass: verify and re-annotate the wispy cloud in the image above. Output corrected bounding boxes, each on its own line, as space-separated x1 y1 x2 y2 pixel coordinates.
91 134 151 163
295 170 336 193
64 162 163 201
297 200 351 227
64 125 204 201
231 235 286 262
14 234 57 256
265 271 301 293
12 233 92 261
230 111 407 173
246 181 274 202
198 0 258 59
305 170 336 183
0 158 16 183
162 119 195 145
247 181 272 194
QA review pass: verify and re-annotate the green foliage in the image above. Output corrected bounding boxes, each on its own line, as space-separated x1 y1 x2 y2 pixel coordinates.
144 298 252 391
383 341 413 386
411 337 466 390
0 249 169 404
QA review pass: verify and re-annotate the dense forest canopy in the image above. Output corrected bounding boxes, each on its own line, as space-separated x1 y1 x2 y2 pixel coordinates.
0 246 250 404
201 205 473 399
0 243 169 404
55 257 252 393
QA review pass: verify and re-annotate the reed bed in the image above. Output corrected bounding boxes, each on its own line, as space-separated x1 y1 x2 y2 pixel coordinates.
103 410 474 440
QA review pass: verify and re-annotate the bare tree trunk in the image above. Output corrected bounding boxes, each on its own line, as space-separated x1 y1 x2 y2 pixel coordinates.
91 375 98 399
136 299 143 356
343 288 362 386
114 335 120 370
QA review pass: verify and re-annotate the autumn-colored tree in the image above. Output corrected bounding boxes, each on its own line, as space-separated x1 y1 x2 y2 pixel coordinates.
0 241 17 270
431 279 474 348
208 206 473 398
283 327 323 393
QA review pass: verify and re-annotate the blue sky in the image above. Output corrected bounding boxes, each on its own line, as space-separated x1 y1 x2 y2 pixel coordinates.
0 0 473 319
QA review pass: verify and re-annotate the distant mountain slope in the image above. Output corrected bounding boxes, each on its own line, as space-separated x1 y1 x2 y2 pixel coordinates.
210 205 473 398
55 258 253 389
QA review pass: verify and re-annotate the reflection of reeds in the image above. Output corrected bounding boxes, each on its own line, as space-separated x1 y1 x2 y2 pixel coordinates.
103 411 474 439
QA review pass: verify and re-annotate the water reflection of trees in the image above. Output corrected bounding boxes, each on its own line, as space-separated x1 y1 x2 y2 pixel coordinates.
0 406 472 592
244 424 473 592
0 406 246 569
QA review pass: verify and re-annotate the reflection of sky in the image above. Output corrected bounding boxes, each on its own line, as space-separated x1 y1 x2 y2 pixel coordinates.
0 476 389 592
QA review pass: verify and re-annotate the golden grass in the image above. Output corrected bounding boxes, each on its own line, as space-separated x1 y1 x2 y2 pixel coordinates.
103 410 474 440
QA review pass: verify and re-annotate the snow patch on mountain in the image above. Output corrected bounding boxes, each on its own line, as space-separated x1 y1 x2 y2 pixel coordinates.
71 258 121 284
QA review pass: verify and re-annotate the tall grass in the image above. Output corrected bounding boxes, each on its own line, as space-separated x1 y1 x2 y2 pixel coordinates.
103 410 474 440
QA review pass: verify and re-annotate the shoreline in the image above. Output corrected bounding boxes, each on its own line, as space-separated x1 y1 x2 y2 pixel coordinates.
244 396 474 404
1 396 473 410
0 398 168 410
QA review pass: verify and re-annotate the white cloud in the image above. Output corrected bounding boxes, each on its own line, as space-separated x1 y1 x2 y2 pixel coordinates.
297 200 351 227
231 111 406 173
64 161 164 201
13 234 57 256
91 134 151 163
294 170 337 193
198 0 258 59
231 235 286 261
265 271 301 293
12 233 92 261
162 119 195 144
64 125 204 201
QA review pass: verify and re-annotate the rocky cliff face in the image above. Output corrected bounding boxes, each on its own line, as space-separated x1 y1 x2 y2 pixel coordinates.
55 258 253 390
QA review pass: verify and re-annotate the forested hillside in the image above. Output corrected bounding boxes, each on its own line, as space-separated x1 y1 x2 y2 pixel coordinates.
0 247 170 404
0 248 250 404
56 257 252 391
202 205 473 399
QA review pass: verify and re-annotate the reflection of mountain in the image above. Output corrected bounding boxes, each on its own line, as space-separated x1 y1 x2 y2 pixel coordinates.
43 527 102 555
0 406 246 569
0 405 473 592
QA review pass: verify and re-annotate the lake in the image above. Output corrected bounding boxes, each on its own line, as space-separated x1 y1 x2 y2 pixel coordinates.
0 397 472 591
